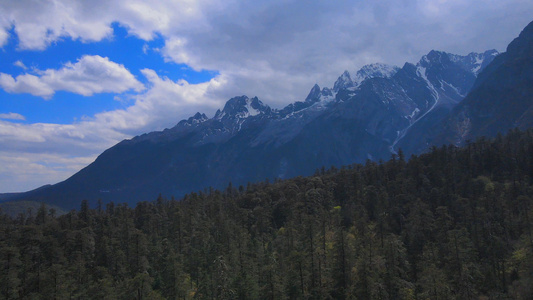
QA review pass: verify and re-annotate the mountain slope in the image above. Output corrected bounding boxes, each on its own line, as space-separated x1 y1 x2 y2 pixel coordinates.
12 48 500 208
410 21 533 149
394 49 499 154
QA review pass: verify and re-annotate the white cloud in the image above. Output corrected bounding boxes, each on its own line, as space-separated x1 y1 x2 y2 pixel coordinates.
0 55 144 98
0 28 7 47
149 0 533 108
0 73 54 98
91 68 227 134
0 151 96 192
13 60 27 70
0 112 25 121
0 117 127 192
0 1 113 50
0 14 9 47
0 69 229 192
1 1 532 105
0 0 212 50
0 120 122 152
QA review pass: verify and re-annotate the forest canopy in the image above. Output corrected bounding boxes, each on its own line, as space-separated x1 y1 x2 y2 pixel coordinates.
1 128 533 299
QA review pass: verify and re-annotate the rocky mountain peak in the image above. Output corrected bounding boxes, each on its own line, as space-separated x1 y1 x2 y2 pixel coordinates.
419 49 499 76
446 50 499 75
305 84 322 102
190 112 208 122
304 84 334 105
418 50 450 68
333 71 354 92
353 63 400 86
177 112 209 127
507 20 533 57
215 96 270 120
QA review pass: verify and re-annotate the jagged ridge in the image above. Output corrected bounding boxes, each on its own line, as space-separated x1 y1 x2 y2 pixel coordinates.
9 46 506 209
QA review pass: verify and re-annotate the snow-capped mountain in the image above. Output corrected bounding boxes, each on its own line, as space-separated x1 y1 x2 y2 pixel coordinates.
394 49 500 154
333 63 400 92
431 21 533 147
333 71 355 92
214 96 271 121
449 49 500 75
14 39 517 209
353 63 400 87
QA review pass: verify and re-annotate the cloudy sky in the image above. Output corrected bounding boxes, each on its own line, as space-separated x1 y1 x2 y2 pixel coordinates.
0 0 532 193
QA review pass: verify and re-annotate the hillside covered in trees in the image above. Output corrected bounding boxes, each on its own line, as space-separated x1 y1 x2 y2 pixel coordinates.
2 129 533 299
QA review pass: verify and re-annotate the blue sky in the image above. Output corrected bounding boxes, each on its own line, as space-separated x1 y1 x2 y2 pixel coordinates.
0 23 216 125
0 0 532 193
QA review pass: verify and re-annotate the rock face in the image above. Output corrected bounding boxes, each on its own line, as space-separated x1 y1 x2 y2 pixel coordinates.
394 49 500 154
429 21 533 147
17 18 533 210
14 47 501 209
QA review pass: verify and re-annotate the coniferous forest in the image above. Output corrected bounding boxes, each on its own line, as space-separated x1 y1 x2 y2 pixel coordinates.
2 129 533 299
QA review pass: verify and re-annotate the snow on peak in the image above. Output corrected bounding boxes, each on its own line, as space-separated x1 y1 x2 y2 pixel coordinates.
245 97 261 117
305 83 336 104
353 63 400 87
215 96 270 120
333 70 354 92
191 112 208 122
450 50 500 76
314 87 335 106
464 49 499 75
427 49 499 75
177 112 209 127
418 50 450 68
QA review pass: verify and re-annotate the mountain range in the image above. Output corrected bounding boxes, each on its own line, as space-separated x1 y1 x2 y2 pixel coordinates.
8 20 533 209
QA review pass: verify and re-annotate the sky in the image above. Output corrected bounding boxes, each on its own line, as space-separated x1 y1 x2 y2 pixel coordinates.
0 0 532 193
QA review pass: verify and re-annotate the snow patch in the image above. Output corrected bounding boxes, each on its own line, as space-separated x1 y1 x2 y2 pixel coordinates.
390 65 442 154
353 63 400 87
245 97 260 117
416 66 439 101
408 108 420 119
440 80 465 98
